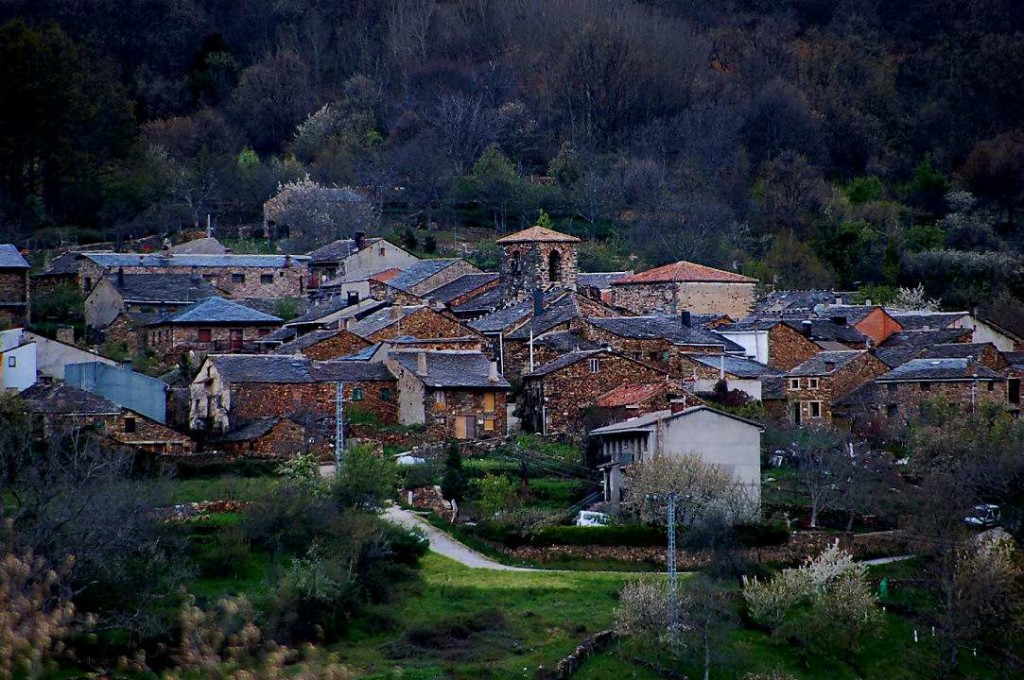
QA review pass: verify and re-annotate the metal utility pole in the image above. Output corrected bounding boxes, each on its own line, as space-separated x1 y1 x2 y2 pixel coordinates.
667 491 678 645
335 381 345 468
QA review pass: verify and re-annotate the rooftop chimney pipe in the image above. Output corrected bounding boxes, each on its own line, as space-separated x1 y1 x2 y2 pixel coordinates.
416 351 428 376
488 361 500 383
117 266 125 287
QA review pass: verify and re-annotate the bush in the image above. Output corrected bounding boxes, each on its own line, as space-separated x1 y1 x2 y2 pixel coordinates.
194 526 252 577
528 525 666 547
735 522 790 548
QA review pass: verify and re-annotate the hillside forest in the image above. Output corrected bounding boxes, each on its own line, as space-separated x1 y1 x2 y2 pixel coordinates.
4 1 1024 321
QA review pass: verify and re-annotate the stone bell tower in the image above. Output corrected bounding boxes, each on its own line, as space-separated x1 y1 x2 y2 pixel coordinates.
495 226 580 305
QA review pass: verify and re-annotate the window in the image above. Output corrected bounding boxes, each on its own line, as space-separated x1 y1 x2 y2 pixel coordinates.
988 382 995 392
789 378 800 389
484 392 496 412
379 247 386 257
84 276 92 290
510 250 521 273
352 387 364 401
197 328 212 342
231 273 245 283
381 388 392 402
808 378 819 389
483 417 495 432
920 382 931 392
7 356 15 368
887 404 898 418
434 391 446 407
124 417 136 433
548 250 563 282
260 273 273 284
589 358 600 373
809 402 822 418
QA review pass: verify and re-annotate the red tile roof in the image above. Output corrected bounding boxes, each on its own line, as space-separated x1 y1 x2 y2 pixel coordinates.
370 268 402 283
595 382 669 408
612 261 756 285
495 226 581 244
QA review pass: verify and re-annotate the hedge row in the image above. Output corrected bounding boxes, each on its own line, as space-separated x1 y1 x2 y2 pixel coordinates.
476 522 789 549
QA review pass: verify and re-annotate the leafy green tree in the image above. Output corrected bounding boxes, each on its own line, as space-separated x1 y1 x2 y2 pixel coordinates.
440 442 467 520
477 474 520 518
333 443 397 512
464 144 525 232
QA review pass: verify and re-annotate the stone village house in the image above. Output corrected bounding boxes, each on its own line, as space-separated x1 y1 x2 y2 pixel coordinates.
385 350 510 440
495 226 581 305
146 297 283 360
0 244 30 326
307 235 418 290
84 271 223 337
520 349 667 435
784 350 890 425
189 354 397 447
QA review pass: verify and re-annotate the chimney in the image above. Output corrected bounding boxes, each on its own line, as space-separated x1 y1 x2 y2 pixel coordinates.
800 320 813 337
864 299 872 306
354 231 366 250
670 397 689 414
117 266 125 287
532 287 544 318
488 361 500 383
835 296 843 305
680 310 691 327
285 254 292 268
416 351 428 376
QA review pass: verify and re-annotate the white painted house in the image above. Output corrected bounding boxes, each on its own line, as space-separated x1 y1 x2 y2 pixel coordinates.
589 405 763 514
0 338 36 392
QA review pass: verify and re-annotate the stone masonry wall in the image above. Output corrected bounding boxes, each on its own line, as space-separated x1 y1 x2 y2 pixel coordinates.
301 332 372 360
500 242 579 304
521 354 665 434
425 387 508 439
611 281 755 318
364 308 480 342
883 380 1008 421
78 261 307 298
768 323 821 371
785 353 888 423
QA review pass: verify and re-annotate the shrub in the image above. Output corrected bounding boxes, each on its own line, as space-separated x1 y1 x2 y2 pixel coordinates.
331 443 397 512
528 525 665 547
195 526 251 578
735 522 789 548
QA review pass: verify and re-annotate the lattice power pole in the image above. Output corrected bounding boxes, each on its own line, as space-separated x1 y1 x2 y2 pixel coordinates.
335 381 345 468
667 491 678 645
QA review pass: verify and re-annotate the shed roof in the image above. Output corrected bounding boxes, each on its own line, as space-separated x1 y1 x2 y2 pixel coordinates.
21 383 121 415
787 350 866 377
595 382 671 408
613 261 755 285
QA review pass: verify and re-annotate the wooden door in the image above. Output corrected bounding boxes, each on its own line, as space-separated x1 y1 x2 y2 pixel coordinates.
229 328 243 351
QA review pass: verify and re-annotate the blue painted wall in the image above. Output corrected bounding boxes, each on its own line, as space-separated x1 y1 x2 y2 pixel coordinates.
66 362 168 423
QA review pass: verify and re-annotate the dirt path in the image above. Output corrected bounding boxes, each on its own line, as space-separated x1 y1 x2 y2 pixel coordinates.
383 505 535 571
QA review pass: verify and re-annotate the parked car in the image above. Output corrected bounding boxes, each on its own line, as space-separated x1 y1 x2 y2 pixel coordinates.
964 504 1001 528
575 510 611 527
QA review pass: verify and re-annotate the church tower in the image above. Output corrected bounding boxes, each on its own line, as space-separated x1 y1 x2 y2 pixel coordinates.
495 226 580 305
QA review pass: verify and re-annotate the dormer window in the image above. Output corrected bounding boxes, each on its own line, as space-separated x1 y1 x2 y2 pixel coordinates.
510 250 522 273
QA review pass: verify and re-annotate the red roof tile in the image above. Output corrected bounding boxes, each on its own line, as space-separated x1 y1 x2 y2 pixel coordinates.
612 261 756 285
495 226 580 244
595 382 669 408
370 268 402 283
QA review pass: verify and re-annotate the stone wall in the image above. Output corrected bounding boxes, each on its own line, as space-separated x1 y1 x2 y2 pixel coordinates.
785 353 888 423
768 323 821 371
405 260 481 297
78 261 307 299
521 353 665 434
425 386 508 439
0 269 29 324
147 323 276 360
611 281 755 318
300 331 372 360
883 379 1008 421
500 241 579 304
107 412 195 455
364 307 480 343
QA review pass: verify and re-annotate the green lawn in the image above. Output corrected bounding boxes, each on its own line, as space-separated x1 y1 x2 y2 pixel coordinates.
334 553 638 679
150 475 281 505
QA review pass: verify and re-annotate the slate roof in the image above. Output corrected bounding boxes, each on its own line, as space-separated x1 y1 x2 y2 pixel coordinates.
211 418 283 443
761 376 785 400
887 311 968 331
159 297 282 325
307 238 381 264
254 327 297 345
167 237 228 255
878 329 972 347
584 315 745 351
1003 351 1024 369
310 360 394 382
348 306 422 338
526 350 627 378
920 343 998 360
236 297 309 318
107 273 221 303
390 351 509 388
208 354 315 383
424 273 498 304
495 226 580 243
752 290 856 314
34 252 80 277
688 354 781 378
0 244 29 269
284 297 386 327
506 295 586 339
787 350 866 377
339 343 383 361
468 296 537 333
589 405 763 435
613 261 756 285
81 253 309 268
578 272 630 290
534 331 602 353
876 358 1003 382
873 345 925 369
387 259 463 292
451 286 502 316
832 381 881 408
21 383 121 415
782 319 868 344
596 382 671 408
272 329 345 354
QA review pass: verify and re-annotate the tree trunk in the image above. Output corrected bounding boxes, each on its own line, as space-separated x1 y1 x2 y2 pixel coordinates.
809 499 818 529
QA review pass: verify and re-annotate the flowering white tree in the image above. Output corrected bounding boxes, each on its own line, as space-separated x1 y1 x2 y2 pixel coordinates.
263 176 378 250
